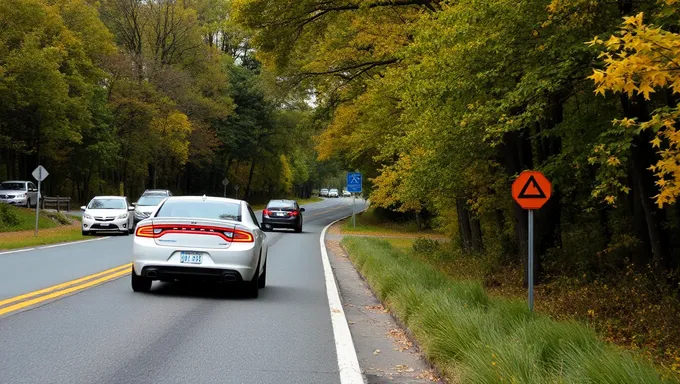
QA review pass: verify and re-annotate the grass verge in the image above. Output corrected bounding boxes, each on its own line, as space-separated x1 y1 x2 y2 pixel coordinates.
0 224 87 250
341 236 678 383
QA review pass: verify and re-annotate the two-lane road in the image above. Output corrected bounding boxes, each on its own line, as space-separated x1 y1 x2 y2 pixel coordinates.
0 198 365 384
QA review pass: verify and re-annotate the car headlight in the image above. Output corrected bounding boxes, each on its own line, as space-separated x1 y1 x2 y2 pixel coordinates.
117 213 128 219
83 213 92 219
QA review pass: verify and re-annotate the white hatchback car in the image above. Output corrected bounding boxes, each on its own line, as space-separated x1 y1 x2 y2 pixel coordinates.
131 196 268 298
81 196 135 236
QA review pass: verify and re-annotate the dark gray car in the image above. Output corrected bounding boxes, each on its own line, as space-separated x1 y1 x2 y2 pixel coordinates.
261 199 305 233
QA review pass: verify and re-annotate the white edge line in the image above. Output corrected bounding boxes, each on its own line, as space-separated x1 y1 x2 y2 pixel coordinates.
0 236 111 255
320 207 368 384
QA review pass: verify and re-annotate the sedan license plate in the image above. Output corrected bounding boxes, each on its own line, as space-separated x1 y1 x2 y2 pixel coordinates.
180 252 202 264
100 223 109 227
276 212 285 217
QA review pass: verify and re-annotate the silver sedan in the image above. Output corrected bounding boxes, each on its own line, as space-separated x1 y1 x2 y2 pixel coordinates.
131 196 269 298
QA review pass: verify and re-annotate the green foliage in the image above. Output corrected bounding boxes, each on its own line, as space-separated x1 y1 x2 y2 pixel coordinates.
0 0 324 203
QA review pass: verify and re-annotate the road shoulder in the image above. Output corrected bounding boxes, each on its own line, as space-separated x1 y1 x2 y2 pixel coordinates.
325 233 441 383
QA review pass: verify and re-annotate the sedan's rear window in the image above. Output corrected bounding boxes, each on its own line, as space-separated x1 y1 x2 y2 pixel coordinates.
156 200 241 221
267 201 295 210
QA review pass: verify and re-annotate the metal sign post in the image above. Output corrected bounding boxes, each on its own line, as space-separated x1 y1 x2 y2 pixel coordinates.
352 195 356 228
511 170 551 312
32 165 49 237
234 185 240 199
347 172 362 228
528 209 534 311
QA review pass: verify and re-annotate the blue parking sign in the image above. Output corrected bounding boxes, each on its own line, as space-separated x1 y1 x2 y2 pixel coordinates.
347 172 362 193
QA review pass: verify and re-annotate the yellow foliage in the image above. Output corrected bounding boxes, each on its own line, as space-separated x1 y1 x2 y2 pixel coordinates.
279 154 293 193
590 12 680 206
150 111 193 165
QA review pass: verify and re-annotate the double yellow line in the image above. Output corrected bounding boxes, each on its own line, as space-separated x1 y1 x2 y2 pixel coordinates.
0 263 132 317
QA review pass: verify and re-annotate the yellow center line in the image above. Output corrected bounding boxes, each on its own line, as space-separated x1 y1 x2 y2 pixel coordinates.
0 263 131 309
0 267 131 317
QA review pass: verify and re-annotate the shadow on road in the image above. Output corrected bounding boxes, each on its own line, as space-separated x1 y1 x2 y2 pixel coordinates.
143 281 321 304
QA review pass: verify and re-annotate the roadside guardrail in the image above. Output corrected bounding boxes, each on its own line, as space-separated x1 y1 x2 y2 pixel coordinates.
41 196 71 212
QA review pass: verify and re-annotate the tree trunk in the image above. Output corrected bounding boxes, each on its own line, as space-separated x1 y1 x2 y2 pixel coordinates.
470 215 483 252
621 95 672 278
456 198 473 251
244 159 257 199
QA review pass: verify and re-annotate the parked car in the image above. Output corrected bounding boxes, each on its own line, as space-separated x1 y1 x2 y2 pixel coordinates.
329 188 339 198
261 199 305 233
131 196 268 298
132 194 167 227
0 180 40 208
343 189 351 197
319 188 329 197
81 196 135 236
142 189 172 197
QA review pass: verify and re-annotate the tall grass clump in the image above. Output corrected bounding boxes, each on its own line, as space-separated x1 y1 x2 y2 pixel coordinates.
340 236 677 383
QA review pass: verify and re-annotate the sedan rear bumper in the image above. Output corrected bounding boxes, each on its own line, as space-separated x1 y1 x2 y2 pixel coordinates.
261 216 300 228
139 265 244 283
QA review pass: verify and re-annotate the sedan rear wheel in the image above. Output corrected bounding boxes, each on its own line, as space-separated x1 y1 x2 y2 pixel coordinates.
246 259 261 298
131 268 152 292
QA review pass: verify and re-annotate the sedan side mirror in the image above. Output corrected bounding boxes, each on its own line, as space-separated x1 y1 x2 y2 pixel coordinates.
300 208 306 212
80 206 86 211
128 206 135 211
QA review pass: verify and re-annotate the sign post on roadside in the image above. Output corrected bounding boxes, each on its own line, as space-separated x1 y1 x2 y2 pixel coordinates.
511 170 552 312
32 165 49 237
347 172 362 228
222 178 229 198
234 184 240 199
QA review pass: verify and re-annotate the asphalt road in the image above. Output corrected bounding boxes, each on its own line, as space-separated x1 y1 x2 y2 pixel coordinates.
0 197 366 384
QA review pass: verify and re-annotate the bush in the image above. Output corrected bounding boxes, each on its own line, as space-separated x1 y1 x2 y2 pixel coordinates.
412 237 442 255
341 236 677 383
0 204 21 227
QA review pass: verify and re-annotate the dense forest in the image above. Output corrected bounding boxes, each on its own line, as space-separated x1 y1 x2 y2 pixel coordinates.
234 0 680 363
0 0 342 203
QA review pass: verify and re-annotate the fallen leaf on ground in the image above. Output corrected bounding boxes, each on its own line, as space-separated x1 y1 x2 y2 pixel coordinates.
387 328 413 351
395 364 414 373
365 304 385 312
416 369 440 381
373 349 381 355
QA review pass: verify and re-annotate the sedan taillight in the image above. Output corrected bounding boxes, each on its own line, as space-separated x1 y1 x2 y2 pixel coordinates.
135 224 253 242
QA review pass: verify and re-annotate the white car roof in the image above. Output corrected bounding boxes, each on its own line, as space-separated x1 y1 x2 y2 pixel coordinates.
164 196 243 204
